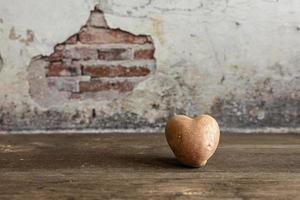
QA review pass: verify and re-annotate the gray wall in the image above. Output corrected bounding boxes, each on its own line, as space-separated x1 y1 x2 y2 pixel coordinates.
0 0 299 133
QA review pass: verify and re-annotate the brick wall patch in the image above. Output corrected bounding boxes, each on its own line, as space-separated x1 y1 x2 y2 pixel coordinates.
31 6 156 104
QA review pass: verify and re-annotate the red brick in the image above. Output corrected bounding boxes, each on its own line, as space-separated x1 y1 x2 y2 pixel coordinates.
98 48 129 60
79 28 151 44
134 49 155 59
48 50 64 62
79 80 134 92
49 47 98 62
65 47 98 61
82 65 150 77
47 62 80 76
65 34 78 44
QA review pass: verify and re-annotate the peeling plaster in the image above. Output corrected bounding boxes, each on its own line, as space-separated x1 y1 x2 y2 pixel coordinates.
27 7 156 107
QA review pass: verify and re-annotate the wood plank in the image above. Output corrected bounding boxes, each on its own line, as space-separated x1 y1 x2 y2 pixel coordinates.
0 133 299 199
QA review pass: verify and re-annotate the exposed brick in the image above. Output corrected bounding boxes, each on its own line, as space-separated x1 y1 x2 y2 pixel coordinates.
134 49 155 59
65 34 78 44
47 62 81 76
65 47 98 61
82 65 150 77
79 28 151 44
98 48 130 60
41 7 156 99
49 47 98 61
79 79 135 92
48 50 64 62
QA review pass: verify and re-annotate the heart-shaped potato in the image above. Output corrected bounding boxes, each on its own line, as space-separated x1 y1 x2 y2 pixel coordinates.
165 114 220 167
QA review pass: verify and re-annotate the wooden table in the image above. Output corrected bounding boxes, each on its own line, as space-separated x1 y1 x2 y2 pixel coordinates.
0 133 299 199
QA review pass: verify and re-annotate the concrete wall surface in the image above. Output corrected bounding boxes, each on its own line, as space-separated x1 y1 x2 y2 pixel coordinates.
0 0 299 133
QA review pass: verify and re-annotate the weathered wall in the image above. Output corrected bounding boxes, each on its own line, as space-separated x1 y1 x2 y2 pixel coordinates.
0 0 299 133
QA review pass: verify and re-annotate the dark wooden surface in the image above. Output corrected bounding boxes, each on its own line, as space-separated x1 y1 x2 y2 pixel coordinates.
0 133 299 199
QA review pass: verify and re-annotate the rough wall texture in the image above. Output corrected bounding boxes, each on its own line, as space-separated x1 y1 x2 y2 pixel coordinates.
0 0 299 133
29 7 155 105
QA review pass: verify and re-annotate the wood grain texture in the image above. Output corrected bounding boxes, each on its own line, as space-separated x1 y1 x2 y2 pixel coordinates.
0 133 299 199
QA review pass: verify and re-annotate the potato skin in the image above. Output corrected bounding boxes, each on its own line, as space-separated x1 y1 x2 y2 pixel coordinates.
165 114 220 167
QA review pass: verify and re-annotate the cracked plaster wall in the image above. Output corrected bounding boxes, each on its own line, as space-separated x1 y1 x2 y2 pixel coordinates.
0 0 299 133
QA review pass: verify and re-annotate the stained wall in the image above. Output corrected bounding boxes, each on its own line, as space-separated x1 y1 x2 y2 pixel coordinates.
0 0 299 133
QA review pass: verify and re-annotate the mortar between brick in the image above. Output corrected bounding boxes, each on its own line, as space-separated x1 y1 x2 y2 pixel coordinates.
64 43 154 50
80 59 156 67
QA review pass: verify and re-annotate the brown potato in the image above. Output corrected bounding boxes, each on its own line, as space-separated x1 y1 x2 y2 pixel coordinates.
165 114 220 167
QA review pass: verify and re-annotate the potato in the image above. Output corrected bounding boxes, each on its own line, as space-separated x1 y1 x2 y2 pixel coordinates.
165 114 220 167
